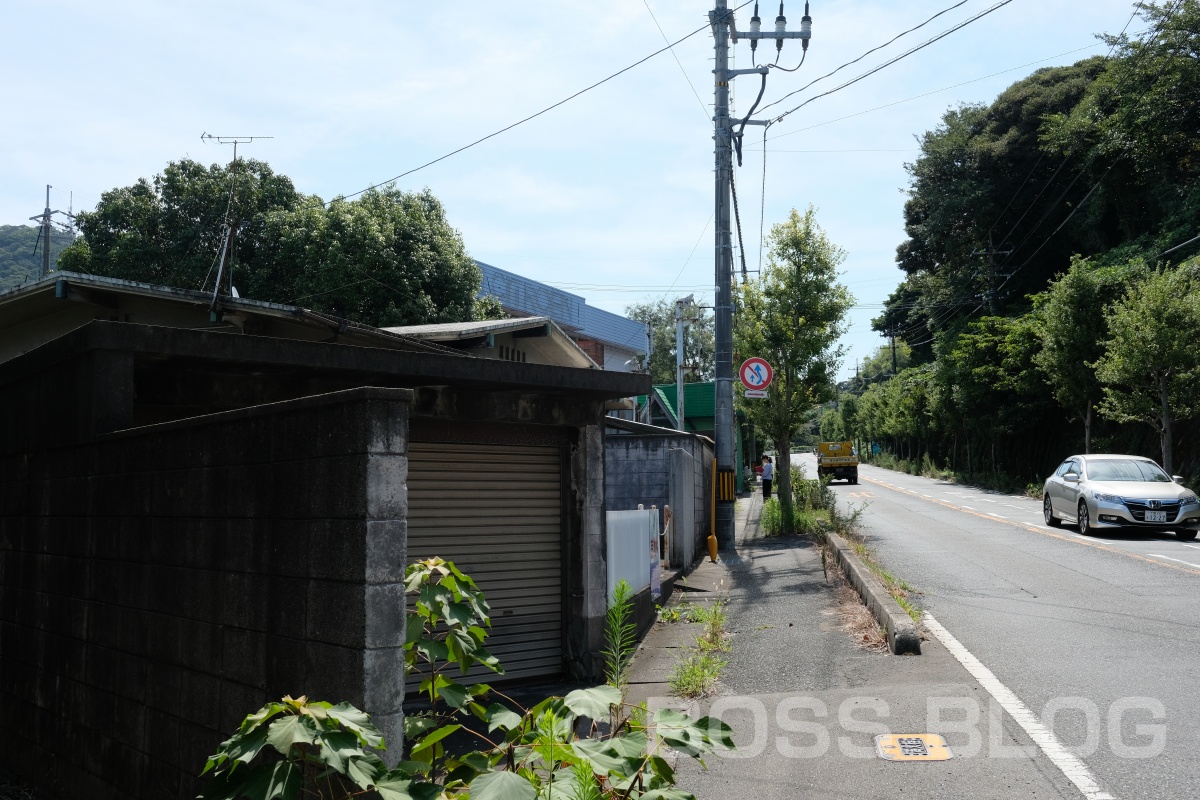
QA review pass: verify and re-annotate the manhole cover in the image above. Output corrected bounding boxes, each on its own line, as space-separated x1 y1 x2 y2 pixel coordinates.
875 734 954 762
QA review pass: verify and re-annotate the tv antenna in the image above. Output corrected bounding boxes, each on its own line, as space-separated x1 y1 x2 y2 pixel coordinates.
199 133 273 316
29 185 76 278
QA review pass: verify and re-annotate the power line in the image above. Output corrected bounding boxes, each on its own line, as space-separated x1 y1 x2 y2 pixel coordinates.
757 0 973 117
641 0 710 121
765 40 1113 143
768 1 1017 125
343 2 756 200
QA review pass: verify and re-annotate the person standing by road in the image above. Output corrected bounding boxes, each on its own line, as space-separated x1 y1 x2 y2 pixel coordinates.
761 456 773 499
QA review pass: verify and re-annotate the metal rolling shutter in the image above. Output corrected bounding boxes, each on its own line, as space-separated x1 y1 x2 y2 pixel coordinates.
406 442 564 683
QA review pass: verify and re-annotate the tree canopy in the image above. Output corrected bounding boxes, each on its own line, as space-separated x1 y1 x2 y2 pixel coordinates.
624 298 715 385
58 158 489 327
735 206 853 532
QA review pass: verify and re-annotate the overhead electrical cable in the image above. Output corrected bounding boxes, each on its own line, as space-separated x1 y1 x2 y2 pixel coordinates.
767 0 1016 125
756 0 978 117
344 2 755 199
642 0 711 121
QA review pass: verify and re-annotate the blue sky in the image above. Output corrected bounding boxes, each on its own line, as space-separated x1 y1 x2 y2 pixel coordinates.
2 1 1140 377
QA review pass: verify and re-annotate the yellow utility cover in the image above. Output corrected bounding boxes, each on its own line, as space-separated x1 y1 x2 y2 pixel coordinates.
874 734 954 762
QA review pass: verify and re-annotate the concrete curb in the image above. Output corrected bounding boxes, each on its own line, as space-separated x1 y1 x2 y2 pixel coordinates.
826 532 921 655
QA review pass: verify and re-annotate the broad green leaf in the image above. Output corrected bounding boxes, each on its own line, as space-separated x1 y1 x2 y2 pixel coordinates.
409 723 461 755
646 754 675 784
317 730 386 789
482 703 524 733
239 702 285 733
438 681 472 710
404 714 438 739
695 715 735 750
201 761 302 800
415 637 449 663
327 702 385 749
374 772 442 800
470 770 538 800
571 737 640 776
638 790 696 800
563 686 622 721
405 613 426 646
445 600 478 628
265 714 319 755
203 724 269 774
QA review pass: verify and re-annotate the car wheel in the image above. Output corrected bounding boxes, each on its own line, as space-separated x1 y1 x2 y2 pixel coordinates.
1077 500 1091 536
1044 495 1061 527
1177 529 1198 541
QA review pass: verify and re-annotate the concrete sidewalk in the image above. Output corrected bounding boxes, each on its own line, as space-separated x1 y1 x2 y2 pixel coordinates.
625 488 1081 800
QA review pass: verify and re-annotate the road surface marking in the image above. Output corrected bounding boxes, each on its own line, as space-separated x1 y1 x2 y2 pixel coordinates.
1183 544 1200 551
978 498 998 503
1150 554 1200 569
1002 503 1024 509
924 614 1115 800
859 474 1200 578
989 513 1008 519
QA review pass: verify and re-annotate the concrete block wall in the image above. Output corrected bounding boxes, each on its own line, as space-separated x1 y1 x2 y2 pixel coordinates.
0 387 412 800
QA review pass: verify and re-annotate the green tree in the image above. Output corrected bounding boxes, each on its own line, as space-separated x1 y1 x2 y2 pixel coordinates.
1095 267 1200 473
0 224 77 290
735 207 853 533
1032 257 1139 452
624 298 715 385
58 159 486 327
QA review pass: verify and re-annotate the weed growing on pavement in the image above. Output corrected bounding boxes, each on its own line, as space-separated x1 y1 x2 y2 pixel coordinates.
603 579 637 691
845 537 923 626
695 601 729 653
656 603 684 623
669 652 727 698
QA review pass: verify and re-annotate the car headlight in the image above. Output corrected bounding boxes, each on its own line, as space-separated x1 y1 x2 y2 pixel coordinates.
1092 491 1123 504
1182 494 1198 505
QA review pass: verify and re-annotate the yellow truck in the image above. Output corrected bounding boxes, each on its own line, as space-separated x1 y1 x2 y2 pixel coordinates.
817 441 859 484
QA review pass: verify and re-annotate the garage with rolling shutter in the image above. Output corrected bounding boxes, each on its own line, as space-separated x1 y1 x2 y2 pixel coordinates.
406 441 565 683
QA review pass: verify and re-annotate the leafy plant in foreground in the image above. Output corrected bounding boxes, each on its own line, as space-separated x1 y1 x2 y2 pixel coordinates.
200 557 733 800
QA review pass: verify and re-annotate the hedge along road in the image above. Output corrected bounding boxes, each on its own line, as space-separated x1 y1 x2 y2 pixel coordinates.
794 451 1200 800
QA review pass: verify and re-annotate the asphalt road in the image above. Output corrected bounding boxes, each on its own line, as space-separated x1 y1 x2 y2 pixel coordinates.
794 452 1200 800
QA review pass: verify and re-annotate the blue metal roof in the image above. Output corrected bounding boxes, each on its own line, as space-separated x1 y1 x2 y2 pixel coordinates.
477 261 648 354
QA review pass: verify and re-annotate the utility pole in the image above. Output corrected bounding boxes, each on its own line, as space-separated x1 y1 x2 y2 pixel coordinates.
675 295 695 431
711 2 810 549
890 327 898 375
29 185 72 278
972 233 1013 314
200 133 272 317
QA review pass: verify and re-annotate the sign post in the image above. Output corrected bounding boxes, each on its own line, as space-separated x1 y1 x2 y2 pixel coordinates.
739 358 774 396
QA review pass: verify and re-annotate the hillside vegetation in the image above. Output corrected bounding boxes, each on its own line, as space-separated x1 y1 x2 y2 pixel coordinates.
829 1 1200 484
0 224 75 291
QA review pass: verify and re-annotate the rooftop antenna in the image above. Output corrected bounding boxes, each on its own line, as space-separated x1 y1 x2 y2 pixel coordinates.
199 132 273 317
29 185 76 278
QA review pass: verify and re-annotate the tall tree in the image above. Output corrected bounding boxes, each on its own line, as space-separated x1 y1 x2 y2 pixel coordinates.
58 159 486 327
735 207 853 533
1032 257 1138 452
624 299 715 385
1095 266 1200 473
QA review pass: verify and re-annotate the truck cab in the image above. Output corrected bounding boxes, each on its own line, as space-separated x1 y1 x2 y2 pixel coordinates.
817 441 859 484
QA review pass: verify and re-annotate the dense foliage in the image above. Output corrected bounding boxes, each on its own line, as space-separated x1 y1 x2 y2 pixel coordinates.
57 159 490 327
200 559 732 800
624 299 715 384
735 206 853 533
0 224 75 291
840 1 1200 485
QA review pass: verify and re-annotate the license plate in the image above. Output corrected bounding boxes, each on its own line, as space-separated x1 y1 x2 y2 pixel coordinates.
1146 510 1168 523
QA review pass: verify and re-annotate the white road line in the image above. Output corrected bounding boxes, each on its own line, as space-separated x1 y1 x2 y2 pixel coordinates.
989 513 1008 519
961 505 976 510
923 614 1115 800
1002 503 1024 509
1150 554 1200 569
1183 544 1200 551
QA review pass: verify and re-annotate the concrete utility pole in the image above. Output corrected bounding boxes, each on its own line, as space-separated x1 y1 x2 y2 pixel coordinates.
675 295 695 432
710 1 810 549
29 185 71 278
972 233 1013 314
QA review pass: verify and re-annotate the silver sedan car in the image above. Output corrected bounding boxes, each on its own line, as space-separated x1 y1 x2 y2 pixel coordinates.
1043 454 1200 540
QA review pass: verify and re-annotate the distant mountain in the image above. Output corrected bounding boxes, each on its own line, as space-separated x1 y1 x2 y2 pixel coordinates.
0 224 76 292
